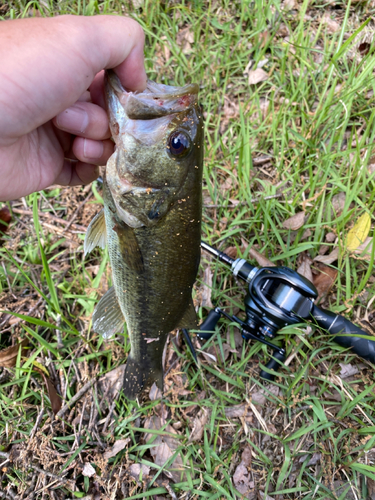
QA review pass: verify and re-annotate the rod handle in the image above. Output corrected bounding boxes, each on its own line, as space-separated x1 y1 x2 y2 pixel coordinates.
260 350 286 381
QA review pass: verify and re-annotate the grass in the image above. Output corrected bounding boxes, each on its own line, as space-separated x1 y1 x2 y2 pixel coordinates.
1 0 375 499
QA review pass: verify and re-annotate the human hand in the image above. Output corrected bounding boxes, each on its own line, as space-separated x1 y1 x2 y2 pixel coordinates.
0 15 146 201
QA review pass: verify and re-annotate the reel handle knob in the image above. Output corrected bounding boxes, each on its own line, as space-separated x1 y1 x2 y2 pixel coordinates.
198 308 222 340
260 350 286 381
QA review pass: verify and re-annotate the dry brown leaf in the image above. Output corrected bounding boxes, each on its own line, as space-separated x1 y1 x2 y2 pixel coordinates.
297 255 313 282
339 363 359 379
314 247 339 265
98 364 125 400
312 263 338 300
200 264 213 308
322 12 341 33
224 403 247 418
82 463 96 477
353 236 373 260
247 247 275 267
233 463 251 495
224 246 238 259
368 477 375 499
144 415 186 483
129 463 150 482
0 339 28 368
282 211 305 230
103 438 131 460
149 382 162 401
327 192 346 217
283 0 296 9
325 232 336 243
40 372 62 415
248 68 268 85
176 27 194 54
188 408 209 442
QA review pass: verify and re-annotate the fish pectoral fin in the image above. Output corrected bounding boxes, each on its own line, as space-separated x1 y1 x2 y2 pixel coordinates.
92 286 124 339
177 298 198 330
113 221 144 272
84 208 106 256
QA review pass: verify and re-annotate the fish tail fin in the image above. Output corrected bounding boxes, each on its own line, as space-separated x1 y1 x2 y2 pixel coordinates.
123 355 163 400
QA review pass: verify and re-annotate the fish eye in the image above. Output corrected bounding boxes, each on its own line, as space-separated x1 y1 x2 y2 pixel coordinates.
167 131 191 158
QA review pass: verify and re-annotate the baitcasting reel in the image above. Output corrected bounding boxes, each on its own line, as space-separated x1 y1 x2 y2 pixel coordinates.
183 242 375 381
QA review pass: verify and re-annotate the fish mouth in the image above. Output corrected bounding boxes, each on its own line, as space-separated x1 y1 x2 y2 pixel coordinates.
106 70 199 120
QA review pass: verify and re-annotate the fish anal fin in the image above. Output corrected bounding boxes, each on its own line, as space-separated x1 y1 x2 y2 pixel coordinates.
176 298 198 330
92 286 124 339
84 208 106 256
112 221 144 272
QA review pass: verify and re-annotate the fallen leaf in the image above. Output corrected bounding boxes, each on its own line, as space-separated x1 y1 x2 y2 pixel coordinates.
314 247 339 265
144 415 186 483
149 382 162 401
98 364 125 400
248 68 268 85
325 232 336 243
247 247 275 267
224 404 248 418
200 264 213 308
312 263 338 300
224 246 238 259
82 463 96 477
368 477 375 499
327 192 346 217
129 463 150 482
282 0 296 9
176 27 194 54
322 12 341 33
0 339 28 368
353 236 373 260
103 438 131 460
297 255 313 282
241 445 252 467
40 372 62 415
339 363 359 379
233 463 251 495
282 211 305 230
0 206 11 234
188 408 209 442
347 213 371 251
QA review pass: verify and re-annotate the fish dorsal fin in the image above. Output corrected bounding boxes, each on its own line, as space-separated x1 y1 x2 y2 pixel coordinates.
112 220 144 272
92 286 124 339
177 297 198 330
84 208 106 256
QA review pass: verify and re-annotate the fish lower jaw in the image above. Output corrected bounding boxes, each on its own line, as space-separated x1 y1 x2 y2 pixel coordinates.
114 200 144 228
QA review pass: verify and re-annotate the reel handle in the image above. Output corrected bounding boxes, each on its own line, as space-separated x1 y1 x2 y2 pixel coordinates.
260 350 286 381
198 308 222 340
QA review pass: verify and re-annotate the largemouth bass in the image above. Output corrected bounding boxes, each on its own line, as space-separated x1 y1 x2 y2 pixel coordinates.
84 70 203 399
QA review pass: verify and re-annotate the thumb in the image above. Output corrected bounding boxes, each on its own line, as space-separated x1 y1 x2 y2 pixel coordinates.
0 15 146 141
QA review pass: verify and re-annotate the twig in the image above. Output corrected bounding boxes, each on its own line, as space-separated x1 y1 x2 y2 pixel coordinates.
29 403 44 440
11 207 86 231
56 377 97 419
64 191 92 231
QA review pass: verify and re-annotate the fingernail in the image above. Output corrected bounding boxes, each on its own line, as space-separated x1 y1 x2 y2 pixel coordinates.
56 105 89 133
83 139 104 159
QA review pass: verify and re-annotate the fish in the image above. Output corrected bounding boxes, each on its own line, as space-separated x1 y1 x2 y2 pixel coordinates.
84 70 203 399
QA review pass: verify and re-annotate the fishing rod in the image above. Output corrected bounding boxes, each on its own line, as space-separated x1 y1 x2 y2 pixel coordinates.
183 242 375 381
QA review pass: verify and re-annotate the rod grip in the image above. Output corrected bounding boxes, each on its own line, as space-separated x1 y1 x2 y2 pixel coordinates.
312 305 375 364
260 350 286 381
